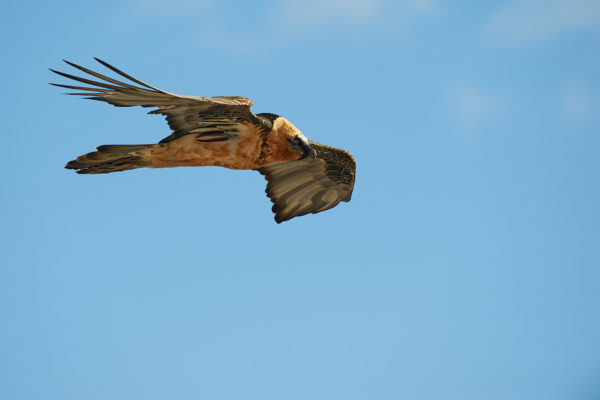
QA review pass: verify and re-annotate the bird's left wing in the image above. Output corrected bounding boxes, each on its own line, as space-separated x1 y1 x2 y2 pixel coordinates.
257 142 356 223
50 58 267 143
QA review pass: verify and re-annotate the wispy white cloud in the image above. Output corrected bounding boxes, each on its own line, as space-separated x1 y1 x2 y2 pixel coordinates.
453 84 504 132
128 0 436 54
271 0 387 29
194 24 260 56
562 82 594 123
488 0 600 43
133 0 214 18
268 0 436 39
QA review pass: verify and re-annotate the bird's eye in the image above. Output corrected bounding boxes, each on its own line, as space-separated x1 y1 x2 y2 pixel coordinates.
294 138 300 144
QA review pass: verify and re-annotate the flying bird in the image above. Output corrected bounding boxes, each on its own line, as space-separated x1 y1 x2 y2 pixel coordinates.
51 59 355 223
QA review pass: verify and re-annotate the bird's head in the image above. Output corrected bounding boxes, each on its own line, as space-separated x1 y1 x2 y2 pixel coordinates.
266 116 317 163
288 133 317 159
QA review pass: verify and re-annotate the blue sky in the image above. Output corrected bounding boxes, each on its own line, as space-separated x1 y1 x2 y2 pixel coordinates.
1 1 600 399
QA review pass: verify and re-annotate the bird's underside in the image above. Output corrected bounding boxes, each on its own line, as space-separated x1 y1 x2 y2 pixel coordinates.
51 58 356 223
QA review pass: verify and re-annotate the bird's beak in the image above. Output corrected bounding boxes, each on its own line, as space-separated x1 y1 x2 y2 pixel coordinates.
302 146 317 159
300 141 317 159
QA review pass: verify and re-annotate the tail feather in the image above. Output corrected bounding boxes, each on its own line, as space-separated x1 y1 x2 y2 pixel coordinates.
66 144 153 174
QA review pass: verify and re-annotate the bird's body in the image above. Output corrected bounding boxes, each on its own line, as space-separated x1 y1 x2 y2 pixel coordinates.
52 59 356 223
147 132 264 169
145 116 305 170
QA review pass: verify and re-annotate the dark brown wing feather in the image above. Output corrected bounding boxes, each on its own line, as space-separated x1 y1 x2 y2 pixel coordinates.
50 58 266 142
257 142 356 223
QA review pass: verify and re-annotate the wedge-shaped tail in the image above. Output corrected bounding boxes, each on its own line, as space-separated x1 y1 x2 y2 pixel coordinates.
66 144 153 174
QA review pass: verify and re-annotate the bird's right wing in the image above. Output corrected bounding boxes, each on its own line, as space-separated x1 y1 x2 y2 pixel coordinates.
257 142 356 223
50 58 269 143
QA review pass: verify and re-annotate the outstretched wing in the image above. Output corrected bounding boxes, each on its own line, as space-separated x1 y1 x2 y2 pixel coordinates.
50 58 268 143
257 142 356 223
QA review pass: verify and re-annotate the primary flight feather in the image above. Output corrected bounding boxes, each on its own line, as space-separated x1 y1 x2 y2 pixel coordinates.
51 58 356 223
